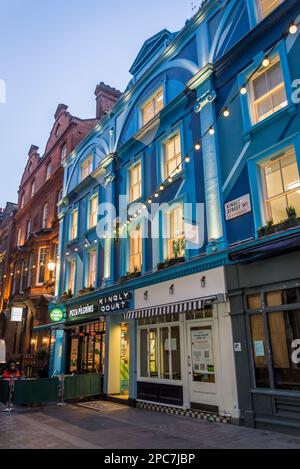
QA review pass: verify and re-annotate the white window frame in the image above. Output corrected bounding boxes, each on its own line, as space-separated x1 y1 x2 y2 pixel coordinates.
88 194 98 229
164 133 182 180
256 0 284 21
87 249 97 288
129 224 142 273
69 209 78 241
137 319 182 385
165 203 185 260
249 55 287 124
80 155 93 181
141 87 164 127
129 161 142 203
36 247 48 286
261 146 300 223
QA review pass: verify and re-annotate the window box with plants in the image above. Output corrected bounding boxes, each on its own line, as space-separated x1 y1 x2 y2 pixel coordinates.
78 285 95 296
120 267 142 282
61 289 73 300
157 238 186 270
258 206 300 238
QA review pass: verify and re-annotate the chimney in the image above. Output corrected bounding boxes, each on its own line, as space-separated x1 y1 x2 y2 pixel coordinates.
94 82 122 120
28 145 39 158
54 104 68 120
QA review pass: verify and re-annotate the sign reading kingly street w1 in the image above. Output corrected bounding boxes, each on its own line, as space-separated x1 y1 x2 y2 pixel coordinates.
225 194 252 221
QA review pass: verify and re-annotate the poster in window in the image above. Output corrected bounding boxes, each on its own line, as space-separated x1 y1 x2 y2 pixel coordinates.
191 329 214 374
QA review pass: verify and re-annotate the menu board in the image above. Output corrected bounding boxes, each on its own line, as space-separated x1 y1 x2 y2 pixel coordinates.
191 329 214 374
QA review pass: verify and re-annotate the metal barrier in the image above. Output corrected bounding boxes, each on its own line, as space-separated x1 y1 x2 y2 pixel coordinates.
1 373 102 409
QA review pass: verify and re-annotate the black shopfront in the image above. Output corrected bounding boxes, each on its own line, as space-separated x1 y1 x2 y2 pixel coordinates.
227 238 300 435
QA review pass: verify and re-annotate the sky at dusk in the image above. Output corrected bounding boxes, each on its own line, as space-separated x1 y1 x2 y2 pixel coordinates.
0 0 197 208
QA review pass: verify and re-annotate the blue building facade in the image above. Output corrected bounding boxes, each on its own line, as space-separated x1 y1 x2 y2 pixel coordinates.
49 0 300 432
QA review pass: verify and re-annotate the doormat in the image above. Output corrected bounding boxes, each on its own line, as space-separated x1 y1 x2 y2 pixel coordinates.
77 401 127 412
136 401 231 424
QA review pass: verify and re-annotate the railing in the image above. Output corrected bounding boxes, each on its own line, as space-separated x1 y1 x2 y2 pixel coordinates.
0 373 103 408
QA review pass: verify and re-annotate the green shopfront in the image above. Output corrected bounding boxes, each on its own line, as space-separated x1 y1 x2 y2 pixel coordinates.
49 291 134 400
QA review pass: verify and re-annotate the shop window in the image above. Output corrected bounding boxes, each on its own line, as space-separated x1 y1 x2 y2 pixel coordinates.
129 162 142 203
69 322 106 374
266 288 300 307
141 87 163 127
164 133 182 179
250 314 270 388
80 155 93 181
247 294 262 309
69 209 78 240
139 322 181 381
269 310 300 391
129 224 142 273
88 195 98 229
256 0 284 20
249 55 287 124
262 148 300 224
167 204 185 259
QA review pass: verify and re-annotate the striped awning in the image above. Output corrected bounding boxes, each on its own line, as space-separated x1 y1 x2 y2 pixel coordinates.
123 294 225 321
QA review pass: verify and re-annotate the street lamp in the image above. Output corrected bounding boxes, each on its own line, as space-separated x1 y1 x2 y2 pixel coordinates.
47 260 56 281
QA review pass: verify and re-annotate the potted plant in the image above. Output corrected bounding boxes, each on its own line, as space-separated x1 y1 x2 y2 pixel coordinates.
120 266 141 282
61 289 73 300
157 239 186 270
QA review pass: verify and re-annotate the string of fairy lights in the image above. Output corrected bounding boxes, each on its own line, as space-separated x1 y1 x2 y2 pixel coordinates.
3 19 299 277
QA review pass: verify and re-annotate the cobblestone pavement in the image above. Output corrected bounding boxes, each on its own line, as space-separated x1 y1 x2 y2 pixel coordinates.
1 402 300 449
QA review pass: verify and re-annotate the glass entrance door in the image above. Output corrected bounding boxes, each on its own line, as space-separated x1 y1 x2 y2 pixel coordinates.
68 322 106 375
187 322 218 410
120 324 130 397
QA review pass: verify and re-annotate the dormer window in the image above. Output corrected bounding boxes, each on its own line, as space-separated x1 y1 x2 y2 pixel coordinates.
80 155 93 181
141 88 164 127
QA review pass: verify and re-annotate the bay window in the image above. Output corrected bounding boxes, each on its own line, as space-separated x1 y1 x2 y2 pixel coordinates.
164 133 182 179
249 55 287 124
129 162 142 203
141 88 163 127
262 147 300 223
138 315 181 381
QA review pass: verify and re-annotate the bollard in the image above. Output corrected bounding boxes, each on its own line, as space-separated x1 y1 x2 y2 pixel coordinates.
2 377 15 413
57 374 67 406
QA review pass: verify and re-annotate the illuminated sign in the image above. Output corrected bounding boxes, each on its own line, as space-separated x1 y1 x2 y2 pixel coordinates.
50 308 64 322
11 307 23 322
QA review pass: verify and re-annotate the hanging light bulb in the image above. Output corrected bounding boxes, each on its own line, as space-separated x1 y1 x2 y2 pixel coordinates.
160 185 164 191
154 192 159 198
208 127 215 135
148 198 152 204
194 143 201 151
240 86 247 95
289 22 298 35
168 176 173 183
262 57 270 68
185 155 191 163
223 108 230 118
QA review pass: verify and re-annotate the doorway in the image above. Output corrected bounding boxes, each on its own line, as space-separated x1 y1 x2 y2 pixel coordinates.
120 323 130 398
186 322 218 411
